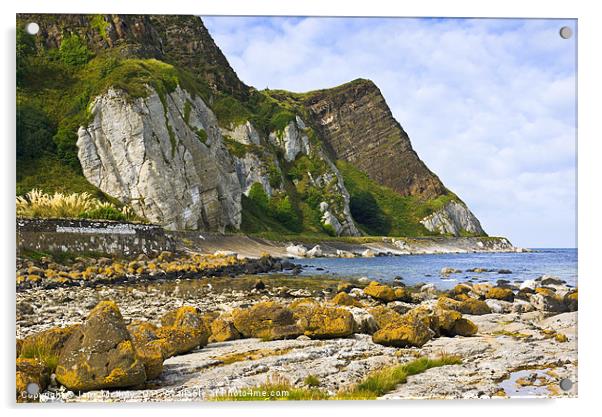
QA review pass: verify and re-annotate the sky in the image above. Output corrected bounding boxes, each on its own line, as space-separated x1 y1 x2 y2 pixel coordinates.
203 17 577 248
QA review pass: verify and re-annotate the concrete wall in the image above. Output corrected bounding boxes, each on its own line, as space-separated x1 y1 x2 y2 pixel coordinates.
17 218 175 257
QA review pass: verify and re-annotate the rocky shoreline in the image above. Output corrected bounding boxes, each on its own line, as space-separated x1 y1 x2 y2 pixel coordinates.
16 257 577 402
170 233 528 259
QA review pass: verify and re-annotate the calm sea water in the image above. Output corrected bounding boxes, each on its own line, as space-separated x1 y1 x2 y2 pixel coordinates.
297 248 577 290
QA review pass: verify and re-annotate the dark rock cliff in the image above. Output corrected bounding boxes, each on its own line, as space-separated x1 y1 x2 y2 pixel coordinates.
303 79 447 200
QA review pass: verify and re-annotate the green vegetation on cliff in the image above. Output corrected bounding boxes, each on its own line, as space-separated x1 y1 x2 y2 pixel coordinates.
337 160 458 237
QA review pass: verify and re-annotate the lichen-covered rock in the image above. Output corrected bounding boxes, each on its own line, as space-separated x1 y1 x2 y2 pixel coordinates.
485 299 514 314
372 312 434 348
451 283 472 296
19 324 80 367
291 303 355 339
55 301 146 391
16 358 50 402
364 281 408 302
232 301 302 340
369 305 404 328
452 318 478 336
331 291 362 307
337 282 355 293
530 288 567 313
157 306 211 355
348 307 378 334
485 287 515 302
564 290 578 312
209 315 241 342
471 283 494 297
437 296 491 315
127 321 165 380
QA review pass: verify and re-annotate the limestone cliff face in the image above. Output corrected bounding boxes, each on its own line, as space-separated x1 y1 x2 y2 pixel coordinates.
77 86 242 231
420 201 485 236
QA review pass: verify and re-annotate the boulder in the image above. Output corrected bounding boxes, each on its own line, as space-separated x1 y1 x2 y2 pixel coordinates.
336 249 355 258
564 290 578 312
348 307 378 334
471 283 493 297
361 249 376 257
453 318 478 336
540 275 565 286
511 299 536 314
485 299 514 314
407 306 478 338
485 287 515 302
437 296 491 315
441 267 461 276
19 325 80 368
157 306 211 356
55 301 146 391
210 315 242 342
530 288 567 313
372 311 434 348
232 301 302 340
451 283 472 296
292 303 355 339
331 292 362 307
337 282 355 293
364 281 409 302
519 280 537 291
369 305 404 328
306 245 323 258
286 244 308 257
127 321 165 380
16 358 50 402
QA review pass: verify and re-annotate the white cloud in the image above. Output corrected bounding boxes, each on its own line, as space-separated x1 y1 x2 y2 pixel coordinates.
203 17 577 247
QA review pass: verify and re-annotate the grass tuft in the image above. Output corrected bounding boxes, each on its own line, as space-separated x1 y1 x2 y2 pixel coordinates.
212 354 461 401
16 189 143 222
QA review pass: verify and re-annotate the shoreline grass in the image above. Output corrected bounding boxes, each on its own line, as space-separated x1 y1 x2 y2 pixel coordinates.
211 354 461 401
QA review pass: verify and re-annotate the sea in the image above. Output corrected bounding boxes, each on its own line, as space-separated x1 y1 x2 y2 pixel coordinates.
297 248 577 290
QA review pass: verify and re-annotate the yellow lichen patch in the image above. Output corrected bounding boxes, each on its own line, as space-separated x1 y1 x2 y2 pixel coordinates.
292 304 355 339
492 389 507 398
485 287 514 302
492 330 531 340
210 315 241 343
363 281 398 302
555 333 569 343
213 348 292 365
331 292 362 307
16 358 51 402
232 301 302 341
437 296 491 315
104 367 127 385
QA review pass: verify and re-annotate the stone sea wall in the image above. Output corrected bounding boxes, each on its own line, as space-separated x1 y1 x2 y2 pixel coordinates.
17 218 175 256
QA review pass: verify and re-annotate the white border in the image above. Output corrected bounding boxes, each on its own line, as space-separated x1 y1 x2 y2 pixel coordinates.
2 1 600 416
